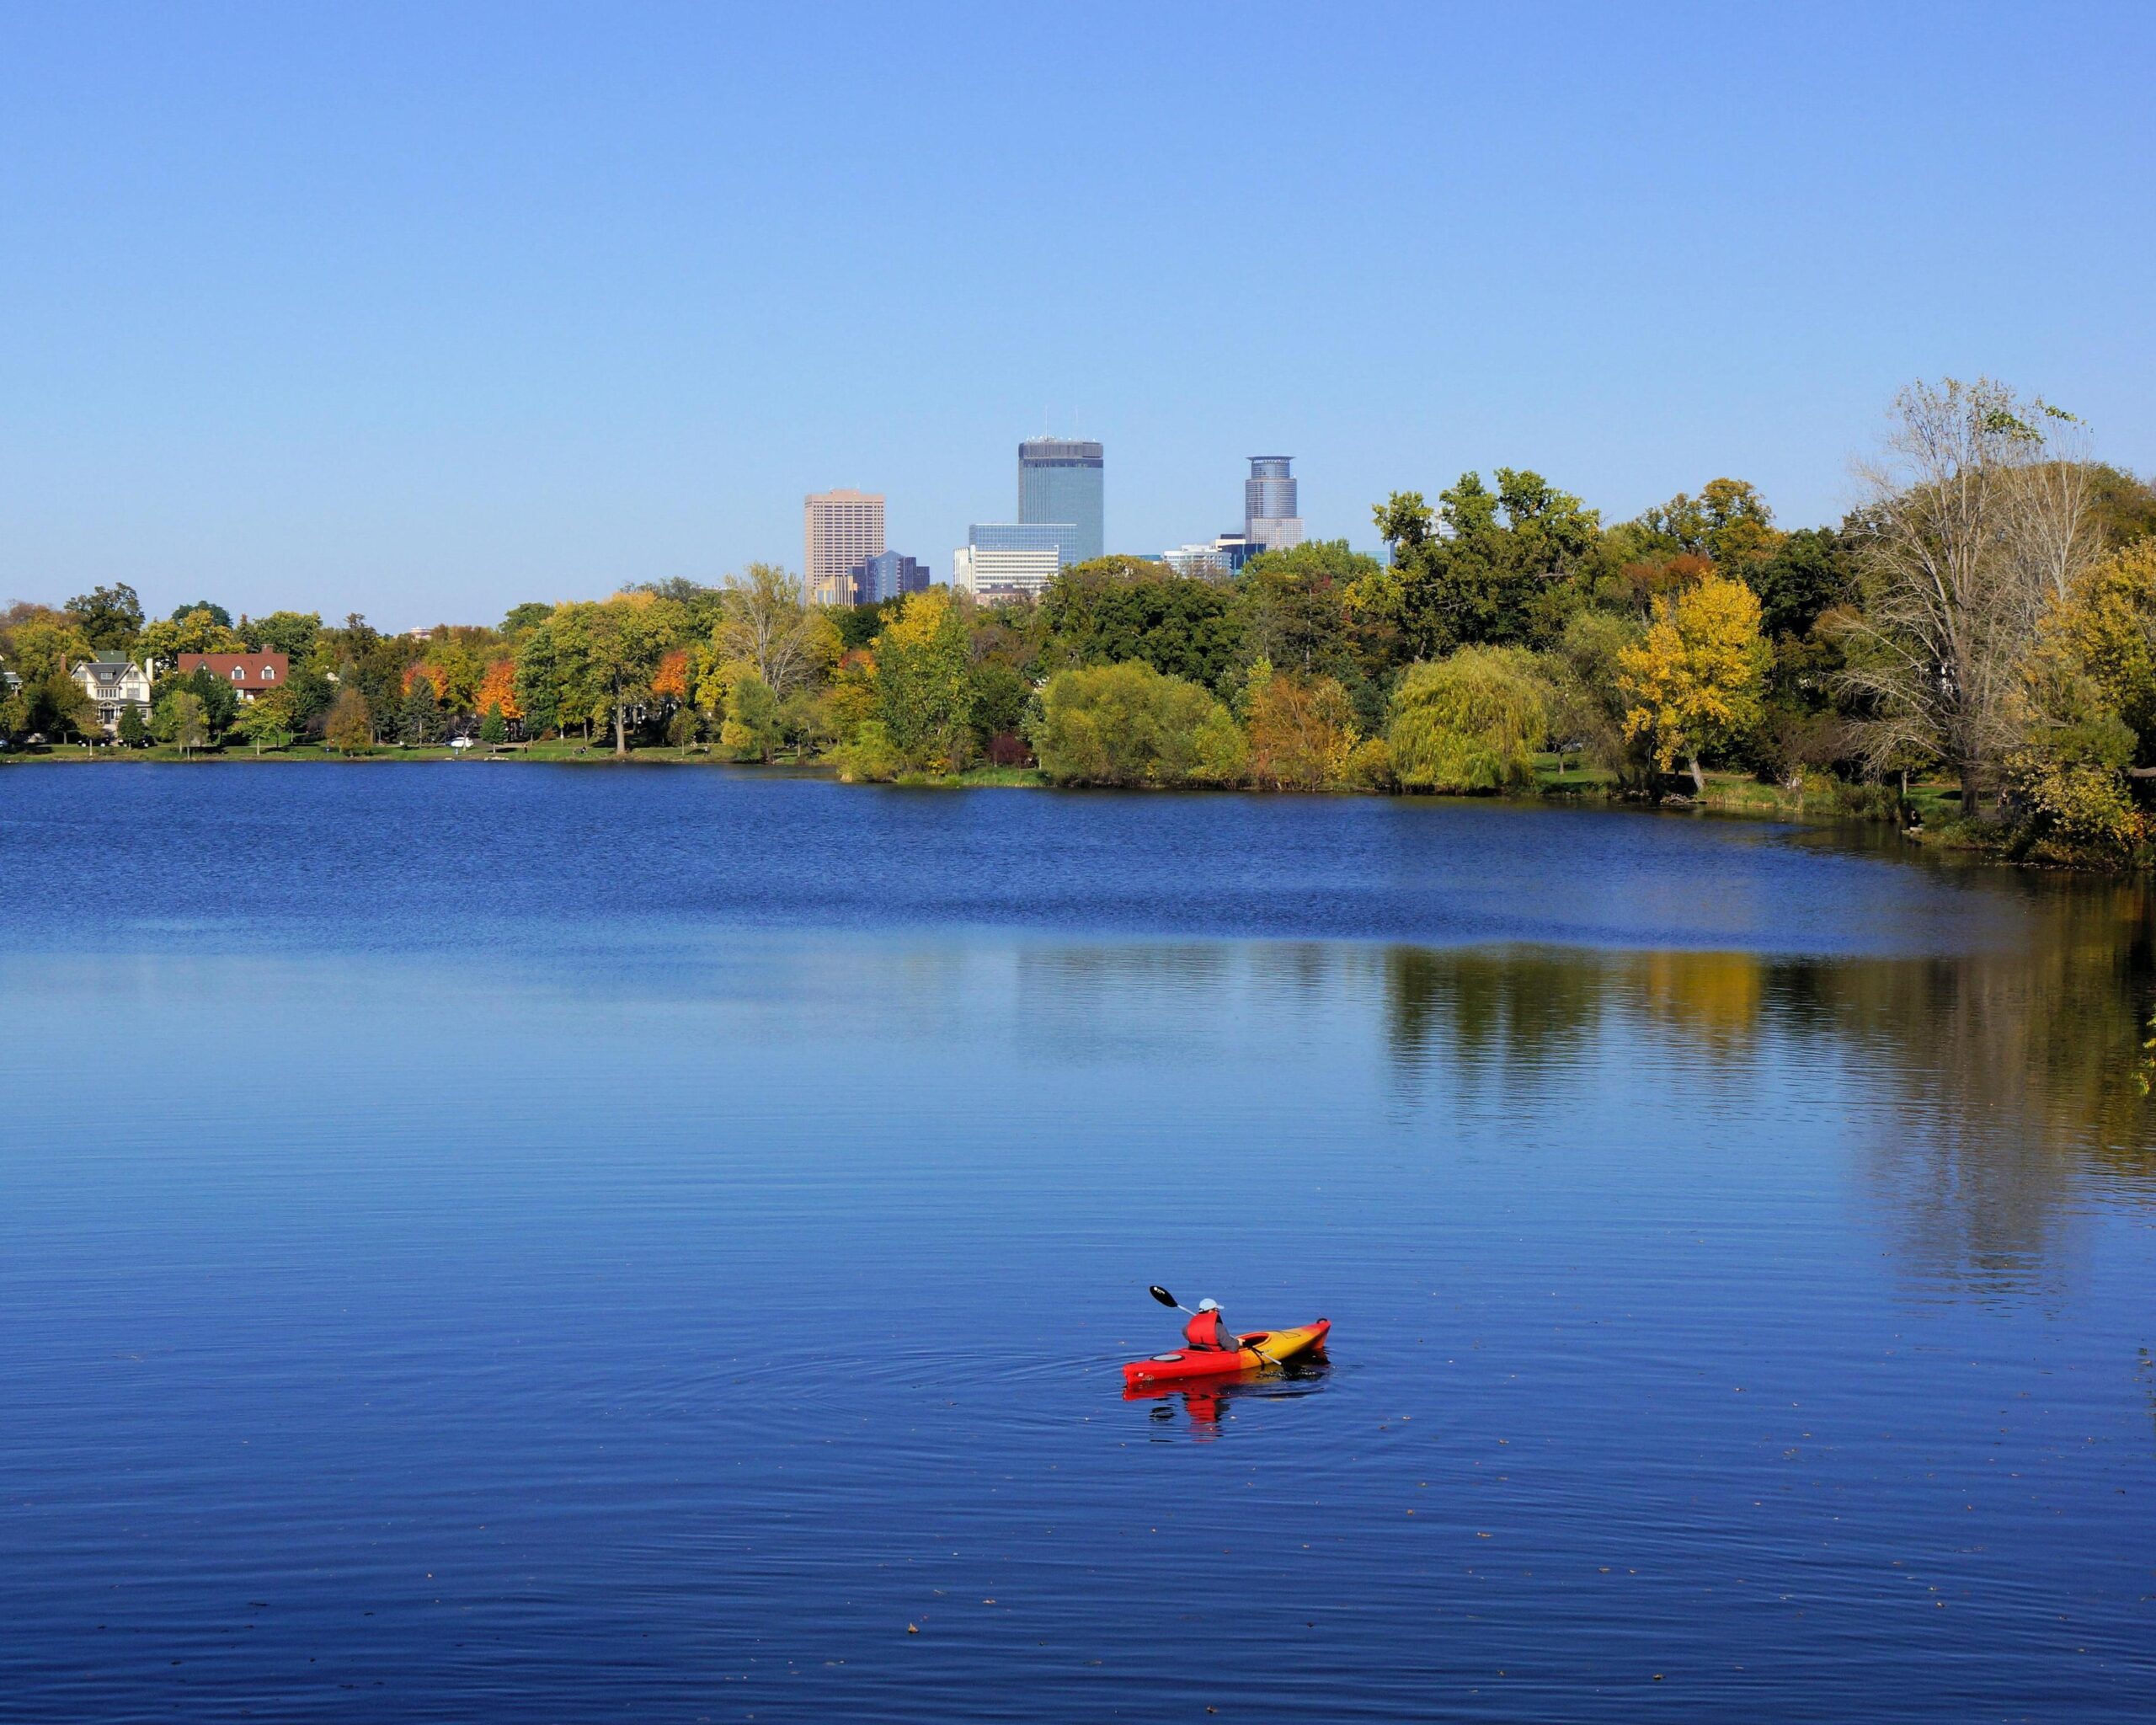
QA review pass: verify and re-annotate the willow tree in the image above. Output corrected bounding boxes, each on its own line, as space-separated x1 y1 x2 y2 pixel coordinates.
1388 645 1550 793
1834 378 2100 810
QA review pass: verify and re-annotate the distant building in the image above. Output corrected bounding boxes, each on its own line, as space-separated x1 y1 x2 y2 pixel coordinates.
1161 542 1231 579
1244 456 1304 553
953 523 1067 601
1161 532 1261 580
850 550 930 606
1019 438 1104 564
70 654 152 734
178 652 287 703
804 489 886 606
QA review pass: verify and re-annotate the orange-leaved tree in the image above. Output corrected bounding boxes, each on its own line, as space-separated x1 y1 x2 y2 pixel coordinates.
1245 662 1359 791
475 658 522 720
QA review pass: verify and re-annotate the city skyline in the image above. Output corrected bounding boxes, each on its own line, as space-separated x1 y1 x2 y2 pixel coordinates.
3 5 2149 628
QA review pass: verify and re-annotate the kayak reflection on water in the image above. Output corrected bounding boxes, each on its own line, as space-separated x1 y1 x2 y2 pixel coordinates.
1124 1359 1331 1439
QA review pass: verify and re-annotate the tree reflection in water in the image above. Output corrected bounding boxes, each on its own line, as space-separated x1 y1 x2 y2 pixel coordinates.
1383 878 2156 1295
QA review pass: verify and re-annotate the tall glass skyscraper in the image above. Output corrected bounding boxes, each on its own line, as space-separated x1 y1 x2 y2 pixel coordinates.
1244 457 1304 553
1018 438 1103 563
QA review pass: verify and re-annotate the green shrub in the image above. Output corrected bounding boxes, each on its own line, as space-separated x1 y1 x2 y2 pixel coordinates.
830 719 905 783
1032 661 1241 788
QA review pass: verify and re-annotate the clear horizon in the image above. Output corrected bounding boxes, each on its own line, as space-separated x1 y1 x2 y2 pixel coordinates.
3 1 2151 630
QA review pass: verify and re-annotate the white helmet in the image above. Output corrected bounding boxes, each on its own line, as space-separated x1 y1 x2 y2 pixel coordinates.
1197 1298 1221 1312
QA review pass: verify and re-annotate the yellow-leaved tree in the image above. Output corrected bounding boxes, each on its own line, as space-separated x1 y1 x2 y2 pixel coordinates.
1616 574 1769 793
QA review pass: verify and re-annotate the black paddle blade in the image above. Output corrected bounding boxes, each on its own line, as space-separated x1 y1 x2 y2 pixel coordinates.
1148 1285 1179 1308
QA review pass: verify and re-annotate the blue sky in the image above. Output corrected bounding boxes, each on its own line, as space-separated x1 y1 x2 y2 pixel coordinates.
3 2 2150 628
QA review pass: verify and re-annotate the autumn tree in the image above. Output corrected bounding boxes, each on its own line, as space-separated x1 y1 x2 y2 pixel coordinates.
475 659 521 722
1 608 93 684
324 686 373 754
1244 663 1359 791
1617 574 1770 792
2003 537 2156 863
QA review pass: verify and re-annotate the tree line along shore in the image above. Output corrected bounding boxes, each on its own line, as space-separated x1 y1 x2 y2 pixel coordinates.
7 378 2156 869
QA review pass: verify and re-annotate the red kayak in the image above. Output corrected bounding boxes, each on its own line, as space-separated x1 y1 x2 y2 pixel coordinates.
1120 1320 1330 1386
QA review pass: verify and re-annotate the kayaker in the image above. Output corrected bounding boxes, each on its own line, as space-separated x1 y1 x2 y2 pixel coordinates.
1182 1298 1237 1354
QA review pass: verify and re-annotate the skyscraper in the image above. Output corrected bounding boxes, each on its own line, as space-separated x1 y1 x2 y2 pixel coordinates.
1018 438 1103 563
1244 457 1304 553
803 489 885 606
849 550 929 606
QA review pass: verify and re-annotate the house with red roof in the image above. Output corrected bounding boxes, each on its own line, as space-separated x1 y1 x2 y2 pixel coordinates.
179 652 289 702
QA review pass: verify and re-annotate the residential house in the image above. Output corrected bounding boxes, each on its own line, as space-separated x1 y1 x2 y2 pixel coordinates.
70 654 153 734
178 652 289 703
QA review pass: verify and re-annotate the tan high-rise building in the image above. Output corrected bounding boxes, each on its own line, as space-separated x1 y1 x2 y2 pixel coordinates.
803 489 885 606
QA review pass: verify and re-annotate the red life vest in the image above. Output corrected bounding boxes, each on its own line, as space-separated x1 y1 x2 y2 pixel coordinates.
1182 1310 1235 1351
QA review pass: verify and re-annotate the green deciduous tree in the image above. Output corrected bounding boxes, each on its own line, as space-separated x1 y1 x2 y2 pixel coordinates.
1748 526 1854 641
720 670 784 761
151 666 238 737
232 692 296 755
151 688 208 756
1039 560 1245 690
1373 470 1602 658
64 583 145 652
1544 609 1652 788
138 606 247 666
245 611 323 661
873 591 974 769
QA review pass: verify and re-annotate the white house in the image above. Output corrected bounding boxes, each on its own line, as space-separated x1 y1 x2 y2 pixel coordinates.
70 654 152 734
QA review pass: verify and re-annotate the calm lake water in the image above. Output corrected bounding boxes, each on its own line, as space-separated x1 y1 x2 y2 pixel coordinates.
3 765 2152 1722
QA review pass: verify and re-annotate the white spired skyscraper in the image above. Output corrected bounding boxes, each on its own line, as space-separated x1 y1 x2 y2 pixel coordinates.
1245 457 1304 553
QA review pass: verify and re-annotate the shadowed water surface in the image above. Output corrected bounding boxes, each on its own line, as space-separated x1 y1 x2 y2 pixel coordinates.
2 766 2152 1722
